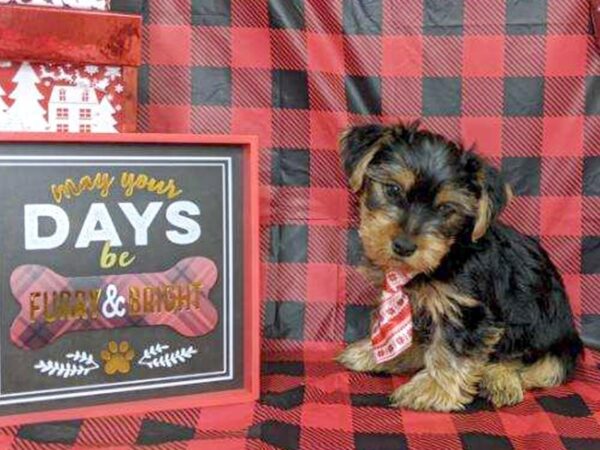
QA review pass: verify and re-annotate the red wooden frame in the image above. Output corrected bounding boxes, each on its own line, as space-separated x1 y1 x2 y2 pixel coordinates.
121 67 138 133
0 133 260 427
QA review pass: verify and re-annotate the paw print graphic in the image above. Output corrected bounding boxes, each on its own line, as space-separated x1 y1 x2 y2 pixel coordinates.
101 341 134 375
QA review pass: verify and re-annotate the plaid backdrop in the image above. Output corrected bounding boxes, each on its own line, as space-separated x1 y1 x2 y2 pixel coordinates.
3 0 600 448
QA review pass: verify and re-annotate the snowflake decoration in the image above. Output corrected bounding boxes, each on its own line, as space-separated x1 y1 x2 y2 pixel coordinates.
56 69 74 83
75 76 92 88
108 94 114 101
114 84 124 93
116 105 122 112
44 81 51 87
105 66 121 80
85 65 99 75
95 78 109 91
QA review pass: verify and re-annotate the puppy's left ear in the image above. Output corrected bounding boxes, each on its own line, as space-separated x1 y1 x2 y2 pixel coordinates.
339 124 386 192
463 152 513 241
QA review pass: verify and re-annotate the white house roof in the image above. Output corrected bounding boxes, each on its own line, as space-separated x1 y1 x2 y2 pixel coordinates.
49 86 99 105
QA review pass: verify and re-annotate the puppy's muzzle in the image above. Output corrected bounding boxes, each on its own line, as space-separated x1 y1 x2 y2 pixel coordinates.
392 237 416 257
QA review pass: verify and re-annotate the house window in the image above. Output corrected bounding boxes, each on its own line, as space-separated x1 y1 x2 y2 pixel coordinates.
59 89 66 102
56 124 69 133
79 108 91 120
79 124 91 133
56 108 69 120
82 90 89 102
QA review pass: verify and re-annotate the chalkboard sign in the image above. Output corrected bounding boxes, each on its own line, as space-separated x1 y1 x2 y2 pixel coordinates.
0 134 259 425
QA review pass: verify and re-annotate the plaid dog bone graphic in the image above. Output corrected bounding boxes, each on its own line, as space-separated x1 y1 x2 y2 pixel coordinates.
9 257 219 350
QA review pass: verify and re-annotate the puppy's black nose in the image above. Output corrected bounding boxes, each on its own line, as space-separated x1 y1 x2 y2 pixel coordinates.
393 238 416 257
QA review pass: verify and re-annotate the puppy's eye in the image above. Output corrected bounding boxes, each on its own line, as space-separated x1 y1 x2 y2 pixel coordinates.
438 203 457 216
384 184 403 200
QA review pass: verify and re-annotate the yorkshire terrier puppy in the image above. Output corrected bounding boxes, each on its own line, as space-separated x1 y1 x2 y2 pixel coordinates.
336 122 583 411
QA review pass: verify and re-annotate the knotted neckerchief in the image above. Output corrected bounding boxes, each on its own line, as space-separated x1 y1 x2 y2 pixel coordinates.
371 270 414 364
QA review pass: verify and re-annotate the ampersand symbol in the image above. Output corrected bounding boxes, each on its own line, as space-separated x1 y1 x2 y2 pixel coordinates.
101 284 126 319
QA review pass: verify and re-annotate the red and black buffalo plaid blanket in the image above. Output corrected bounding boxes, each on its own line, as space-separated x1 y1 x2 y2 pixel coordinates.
2 0 600 448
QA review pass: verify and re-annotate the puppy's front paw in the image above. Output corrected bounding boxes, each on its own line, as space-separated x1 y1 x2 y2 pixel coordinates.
336 339 380 373
390 371 472 412
480 373 524 408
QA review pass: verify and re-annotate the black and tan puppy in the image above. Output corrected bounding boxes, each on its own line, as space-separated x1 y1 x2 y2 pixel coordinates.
336 122 583 411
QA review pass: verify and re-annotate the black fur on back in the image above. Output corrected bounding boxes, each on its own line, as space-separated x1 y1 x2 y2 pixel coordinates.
427 223 583 378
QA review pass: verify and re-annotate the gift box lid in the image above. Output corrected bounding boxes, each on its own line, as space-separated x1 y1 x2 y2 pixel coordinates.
0 5 141 66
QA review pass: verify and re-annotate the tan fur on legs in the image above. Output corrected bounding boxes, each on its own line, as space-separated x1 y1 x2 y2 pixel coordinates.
521 355 566 389
389 284 503 411
480 355 566 407
336 339 425 374
480 361 524 407
387 344 425 374
336 338 382 373
390 331 483 411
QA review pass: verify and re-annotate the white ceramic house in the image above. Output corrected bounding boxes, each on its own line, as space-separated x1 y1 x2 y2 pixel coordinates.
48 85 99 133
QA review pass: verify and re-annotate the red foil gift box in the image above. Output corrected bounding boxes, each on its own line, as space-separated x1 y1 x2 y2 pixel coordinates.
0 4 141 132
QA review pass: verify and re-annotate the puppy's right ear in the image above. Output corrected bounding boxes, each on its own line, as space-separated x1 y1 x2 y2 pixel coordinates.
339 124 385 193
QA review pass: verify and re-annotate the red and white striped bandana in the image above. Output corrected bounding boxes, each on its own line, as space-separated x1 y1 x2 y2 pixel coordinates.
371 270 414 364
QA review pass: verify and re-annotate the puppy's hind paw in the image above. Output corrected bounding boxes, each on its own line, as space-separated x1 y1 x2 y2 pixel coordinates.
390 372 472 412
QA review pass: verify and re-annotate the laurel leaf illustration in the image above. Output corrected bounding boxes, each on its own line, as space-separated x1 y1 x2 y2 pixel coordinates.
35 352 99 378
137 344 197 369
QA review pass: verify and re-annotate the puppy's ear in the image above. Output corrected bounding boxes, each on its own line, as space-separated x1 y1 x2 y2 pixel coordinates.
462 152 512 241
339 124 386 192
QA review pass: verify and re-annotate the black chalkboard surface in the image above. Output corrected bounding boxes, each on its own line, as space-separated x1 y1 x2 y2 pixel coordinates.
0 134 260 425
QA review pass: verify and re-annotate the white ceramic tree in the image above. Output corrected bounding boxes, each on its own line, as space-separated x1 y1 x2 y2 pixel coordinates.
7 62 48 132
0 84 9 131
93 95 117 133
